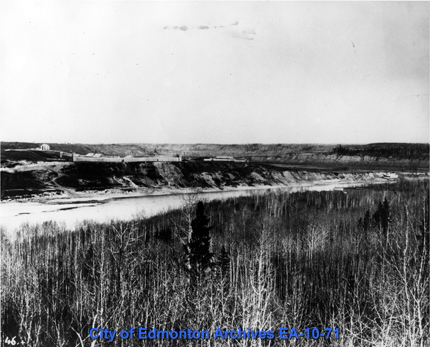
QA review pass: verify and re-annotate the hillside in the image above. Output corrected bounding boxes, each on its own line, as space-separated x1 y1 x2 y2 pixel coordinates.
1 142 428 169
0 161 417 201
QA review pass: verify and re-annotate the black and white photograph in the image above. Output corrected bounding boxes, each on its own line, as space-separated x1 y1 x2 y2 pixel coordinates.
1 1 429 346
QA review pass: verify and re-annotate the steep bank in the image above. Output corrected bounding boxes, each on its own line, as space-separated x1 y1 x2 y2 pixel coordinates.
1 161 422 202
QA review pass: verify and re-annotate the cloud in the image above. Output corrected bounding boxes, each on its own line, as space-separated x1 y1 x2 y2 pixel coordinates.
163 25 188 31
164 21 240 32
163 21 257 41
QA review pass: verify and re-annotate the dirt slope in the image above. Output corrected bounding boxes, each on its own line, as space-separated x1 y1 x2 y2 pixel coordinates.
1 161 414 201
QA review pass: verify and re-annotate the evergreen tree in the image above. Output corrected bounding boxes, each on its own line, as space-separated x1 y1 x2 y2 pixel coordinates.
220 245 230 278
363 210 371 231
381 197 390 236
372 197 390 237
358 210 371 232
185 201 214 279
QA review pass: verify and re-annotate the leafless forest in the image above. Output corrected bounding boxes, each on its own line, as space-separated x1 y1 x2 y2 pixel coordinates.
1 179 429 346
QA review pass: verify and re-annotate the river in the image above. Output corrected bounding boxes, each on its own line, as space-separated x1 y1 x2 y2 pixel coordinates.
0 181 389 239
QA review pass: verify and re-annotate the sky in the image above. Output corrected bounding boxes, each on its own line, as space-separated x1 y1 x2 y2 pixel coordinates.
0 1 428 144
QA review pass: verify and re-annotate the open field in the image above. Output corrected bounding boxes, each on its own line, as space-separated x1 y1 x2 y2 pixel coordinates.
1 179 428 346
1 150 67 163
2 142 428 169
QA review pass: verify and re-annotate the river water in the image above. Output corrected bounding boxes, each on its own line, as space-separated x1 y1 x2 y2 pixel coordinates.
0 181 385 238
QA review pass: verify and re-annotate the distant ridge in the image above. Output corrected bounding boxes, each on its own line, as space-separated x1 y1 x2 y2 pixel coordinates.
1 142 428 168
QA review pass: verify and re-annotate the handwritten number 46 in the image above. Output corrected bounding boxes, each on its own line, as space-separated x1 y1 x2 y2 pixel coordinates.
5 336 21 345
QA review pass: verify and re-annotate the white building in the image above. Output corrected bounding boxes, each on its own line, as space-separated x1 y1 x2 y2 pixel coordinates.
39 144 50 151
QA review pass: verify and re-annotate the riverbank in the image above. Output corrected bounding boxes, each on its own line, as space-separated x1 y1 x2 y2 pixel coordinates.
3 159 426 204
1 173 421 238
2 170 406 205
